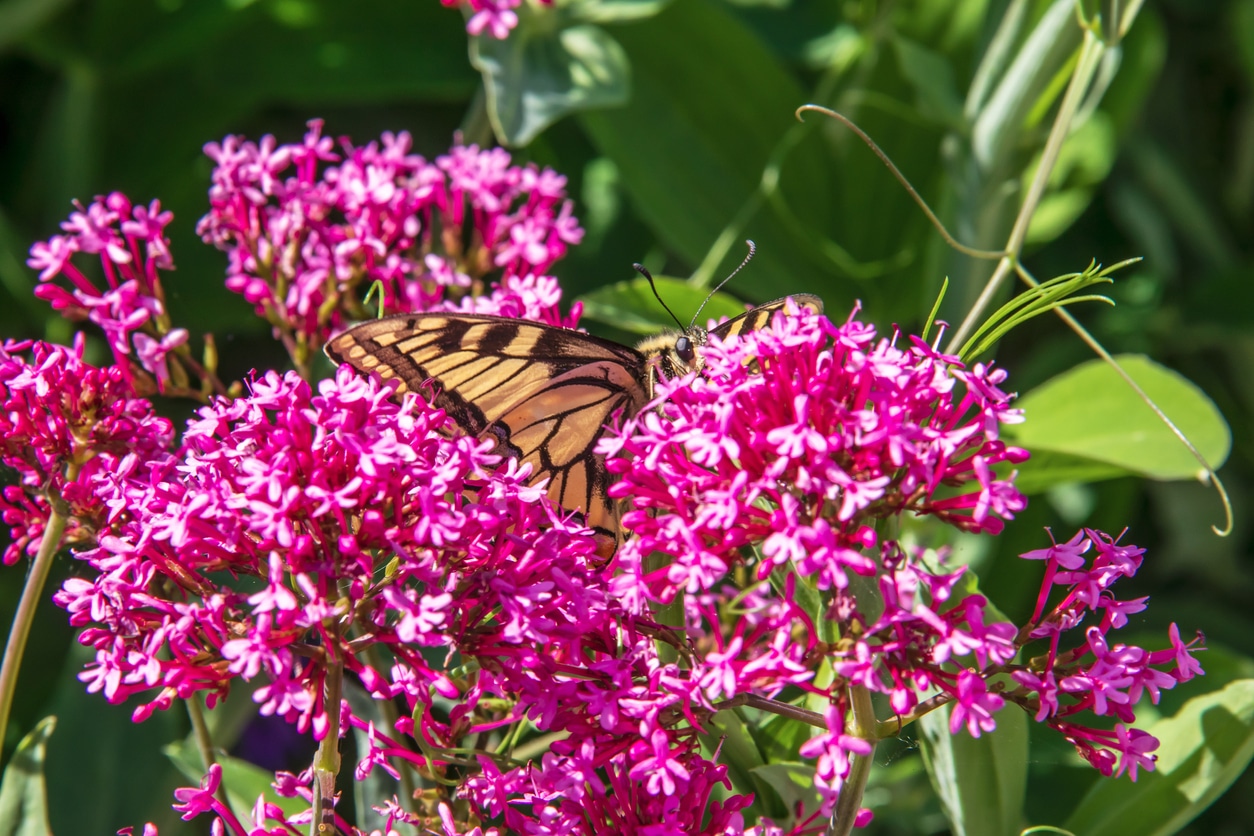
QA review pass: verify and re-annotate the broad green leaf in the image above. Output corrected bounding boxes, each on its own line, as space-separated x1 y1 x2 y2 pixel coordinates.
567 0 671 25
472 5 630 147
751 762 822 822
166 740 307 822
893 35 964 129
1063 679 1254 836
1005 449 1134 495
578 0 838 299
704 709 787 821
919 704 1028 836
0 717 55 836
1004 355 1231 481
44 645 184 836
578 276 753 335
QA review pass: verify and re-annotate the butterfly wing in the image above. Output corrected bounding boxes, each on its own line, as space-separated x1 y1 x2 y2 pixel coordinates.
708 293 824 340
325 314 650 547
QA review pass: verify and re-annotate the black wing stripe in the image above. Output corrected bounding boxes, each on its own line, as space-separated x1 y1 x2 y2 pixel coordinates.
325 300 821 556
709 293 824 340
325 314 651 543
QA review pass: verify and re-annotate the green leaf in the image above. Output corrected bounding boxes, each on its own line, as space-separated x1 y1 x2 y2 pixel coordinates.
919 705 1028 836
703 709 786 820
757 712 814 764
1005 449 1132 496
566 0 671 25
165 740 307 822
578 0 838 298
892 35 964 129
44 645 185 836
1063 679 1254 836
472 5 630 147
751 762 822 822
969 0 1081 172
0 717 55 836
577 276 752 335
345 683 398 834
1004 355 1231 481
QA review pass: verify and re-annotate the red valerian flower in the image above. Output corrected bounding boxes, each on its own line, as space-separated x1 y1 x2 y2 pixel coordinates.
196 121 583 361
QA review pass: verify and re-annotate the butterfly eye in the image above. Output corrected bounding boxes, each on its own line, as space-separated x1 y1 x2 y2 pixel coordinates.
674 336 696 366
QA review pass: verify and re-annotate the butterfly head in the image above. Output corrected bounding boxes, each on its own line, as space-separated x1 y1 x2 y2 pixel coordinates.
636 327 710 382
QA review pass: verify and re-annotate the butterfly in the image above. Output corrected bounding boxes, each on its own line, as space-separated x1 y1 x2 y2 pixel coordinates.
325 277 822 556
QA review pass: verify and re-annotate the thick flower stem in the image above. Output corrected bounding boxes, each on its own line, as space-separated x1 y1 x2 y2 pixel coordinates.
311 657 344 836
0 470 77 745
829 685 878 836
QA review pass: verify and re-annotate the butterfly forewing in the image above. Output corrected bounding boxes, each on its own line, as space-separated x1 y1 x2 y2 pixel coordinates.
325 314 650 548
326 294 823 555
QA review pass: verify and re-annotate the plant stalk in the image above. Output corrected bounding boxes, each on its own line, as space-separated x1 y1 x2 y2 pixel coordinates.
0 466 79 750
946 27 1106 352
311 657 344 836
829 685 878 836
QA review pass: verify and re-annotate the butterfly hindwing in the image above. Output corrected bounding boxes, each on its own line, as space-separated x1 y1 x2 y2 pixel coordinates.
709 293 825 340
325 314 650 546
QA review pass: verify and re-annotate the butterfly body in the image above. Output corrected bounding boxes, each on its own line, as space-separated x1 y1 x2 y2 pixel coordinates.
326 294 822 551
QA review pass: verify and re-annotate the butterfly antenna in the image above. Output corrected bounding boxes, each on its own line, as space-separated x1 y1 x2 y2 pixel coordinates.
689 240 756 328
634 262 686 330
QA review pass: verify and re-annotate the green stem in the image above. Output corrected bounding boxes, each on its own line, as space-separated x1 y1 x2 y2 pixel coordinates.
310 657 344 836
946 27 1106 352
829 685 878 836
0 465 79 751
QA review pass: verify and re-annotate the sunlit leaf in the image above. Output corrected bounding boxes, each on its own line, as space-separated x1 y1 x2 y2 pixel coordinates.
920 706 1028 836
472 6 630 146
0 717 55 836
1064 679 1254 835
1004 355 1231 481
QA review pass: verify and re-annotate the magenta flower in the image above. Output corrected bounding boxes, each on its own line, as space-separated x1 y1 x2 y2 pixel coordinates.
196 121 583 372
0 337 173 564
603 304 1029 604
4 120 1206 835
25 194 209 395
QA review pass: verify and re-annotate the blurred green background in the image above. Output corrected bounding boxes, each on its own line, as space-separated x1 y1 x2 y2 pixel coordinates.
1 0 1251 833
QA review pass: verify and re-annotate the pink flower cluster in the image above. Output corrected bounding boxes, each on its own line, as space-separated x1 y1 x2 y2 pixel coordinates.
25 193 197 394
48 366 754 835
0 338 173 564
1012 529 1204 779
196 120 582 368
602 305 1030 605
5 126 1206 835
594 306 1199 811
